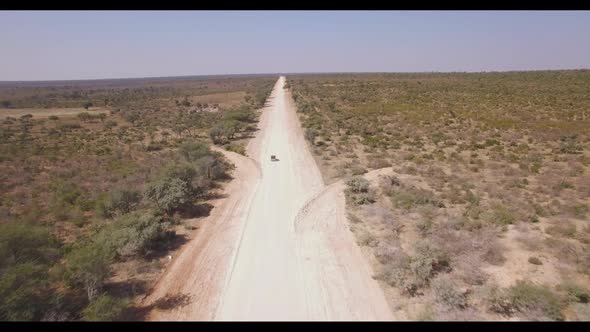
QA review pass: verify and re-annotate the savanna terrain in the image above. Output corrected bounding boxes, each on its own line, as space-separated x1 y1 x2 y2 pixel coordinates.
288 70 590 321
0 75 275 321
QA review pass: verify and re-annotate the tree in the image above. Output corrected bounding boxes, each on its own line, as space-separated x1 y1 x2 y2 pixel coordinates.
180 141 211 162
92 212 169 258
144 177 191 215
65 242 114 301
221 120 240 140
0 262 49 320
224 107 256 123
1 100 12 108
98 113 107 123
0 221 60 320
95 188 141 219
83 102 93 110
0 220 59 266
209 124 225 144
82 294 127 321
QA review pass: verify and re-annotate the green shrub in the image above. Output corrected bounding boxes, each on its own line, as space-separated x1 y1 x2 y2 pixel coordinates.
391 186 441 210
380 251 417 295
209 124 226 144
209 120 241 144
95 188 141 219
572 203 588 218
192 152 232 181
0 220 60 267
380 241 450 296
411 241 450 288
53 181 82 206
416 218 433 237
81 293 128 321
559 282 590 304
77 112 92 122
416 304 437 321
345 176 376 205
482 204 515 226
0 262 50 320
346 176 370 193
224 143 246 155
488 281 564 321
304 128 317 143
556 179 574 190
64 242 114 301
545 221 577 238
180 140 211 162
348 191 377 205
223 106 256 123
432 275 467 309
100 212 171 258
559 141 582 154
144 176 191 215
350 165 368 175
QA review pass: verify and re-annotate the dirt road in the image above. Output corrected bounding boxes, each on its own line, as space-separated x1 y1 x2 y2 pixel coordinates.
145 76 393 321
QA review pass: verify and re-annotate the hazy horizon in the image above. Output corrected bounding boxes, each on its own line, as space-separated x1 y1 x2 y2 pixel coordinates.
3 69 590 84
2 10 590 81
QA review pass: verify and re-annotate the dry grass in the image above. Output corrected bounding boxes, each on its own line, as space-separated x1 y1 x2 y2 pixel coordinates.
290 71 590 321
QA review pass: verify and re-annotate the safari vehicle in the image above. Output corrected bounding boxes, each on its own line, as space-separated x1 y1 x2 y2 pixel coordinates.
271 155 278 161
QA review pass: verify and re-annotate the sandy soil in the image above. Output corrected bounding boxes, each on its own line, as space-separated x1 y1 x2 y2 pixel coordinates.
144 76 393 321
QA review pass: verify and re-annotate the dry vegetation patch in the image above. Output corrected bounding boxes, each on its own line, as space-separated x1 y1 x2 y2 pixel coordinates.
288 71 590 321
0 75 275 320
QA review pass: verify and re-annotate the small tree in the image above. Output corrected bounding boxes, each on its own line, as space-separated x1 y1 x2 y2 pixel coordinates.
0 263 49 321
82 293 127 321
180 141 211 162
144 177 191 215
209 125 225 144
95 188 141 218
65 243 114 301
83 102 93 110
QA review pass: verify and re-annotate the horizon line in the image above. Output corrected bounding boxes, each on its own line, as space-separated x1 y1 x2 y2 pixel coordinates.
1 68 589 84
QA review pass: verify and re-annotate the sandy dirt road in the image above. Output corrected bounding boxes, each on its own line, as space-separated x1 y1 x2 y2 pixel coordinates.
145 76 393 321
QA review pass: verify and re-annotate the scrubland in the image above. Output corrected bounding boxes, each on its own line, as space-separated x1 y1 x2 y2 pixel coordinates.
289 71 590 321
0 75 274 320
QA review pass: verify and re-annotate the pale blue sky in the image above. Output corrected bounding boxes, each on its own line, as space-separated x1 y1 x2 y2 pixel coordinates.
1 11 589 81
